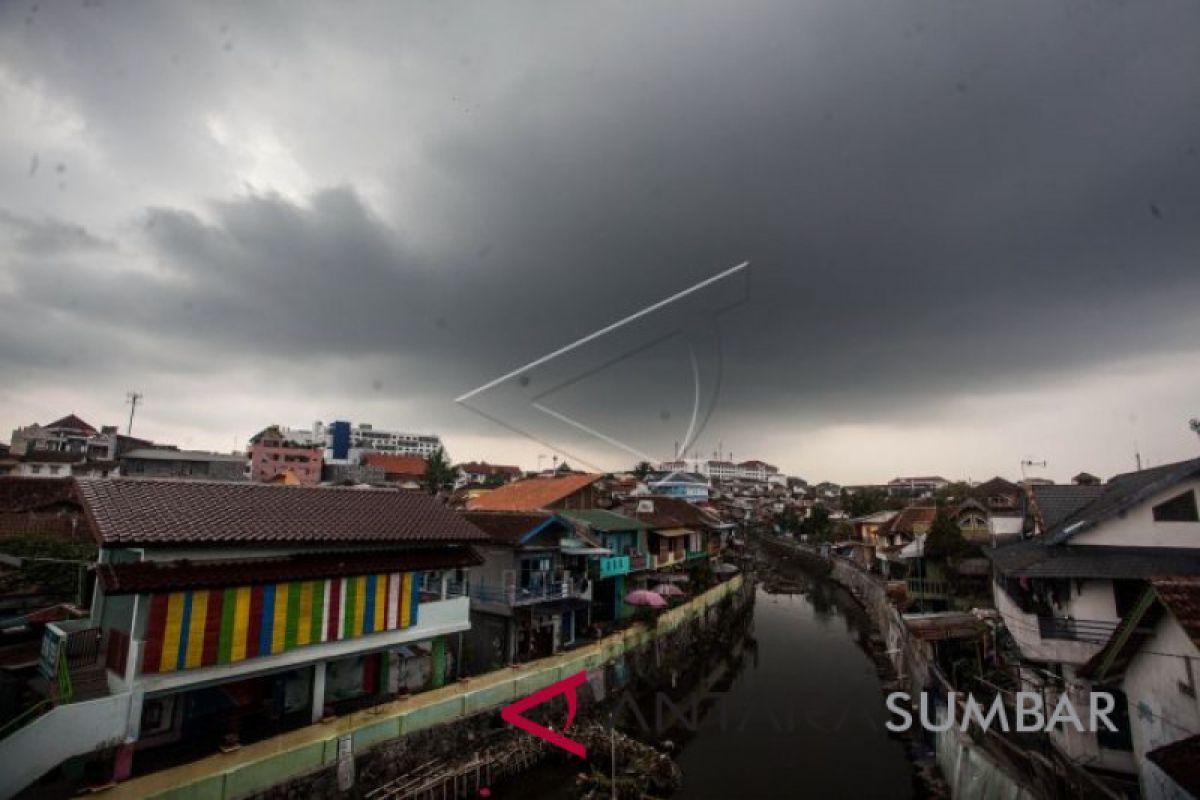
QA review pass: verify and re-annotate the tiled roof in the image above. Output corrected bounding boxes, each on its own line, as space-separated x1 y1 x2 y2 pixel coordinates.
98 547 482 594
75 478 490 546
876 506 937 538
460 510 566 546
624 496 724 529
1045 457 1200 544
558 509 649 532
0 477 79 513
986 541 1200 579
466 473 601 511
457 462 521 476
364 454 427 477
1154 576 1200 651
44 414 97 434
1029 484 1105 532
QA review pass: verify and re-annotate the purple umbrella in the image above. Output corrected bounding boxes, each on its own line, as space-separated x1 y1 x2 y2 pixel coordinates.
651 583 686 598
625 589 667 608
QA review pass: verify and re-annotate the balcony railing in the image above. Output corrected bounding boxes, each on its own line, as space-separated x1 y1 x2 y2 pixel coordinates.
597 555 630 579
1036 617 1121 644
654 552 685 569
907 579 950 598
471 578 591 607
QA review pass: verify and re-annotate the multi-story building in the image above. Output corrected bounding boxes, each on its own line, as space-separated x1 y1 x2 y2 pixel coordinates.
460 511 593 671
646 471 711 501
0 479 487 798
278 421 444 462
247 426 323 485
987 457 1200 793
658 458 780 483
119 448 246 481
9 415 154 478
887 475 950 497
559 509 654 622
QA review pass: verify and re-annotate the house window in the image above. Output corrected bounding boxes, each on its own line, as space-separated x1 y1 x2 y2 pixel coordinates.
30 465 42 475
1152 490 1199 522
49 465 61 475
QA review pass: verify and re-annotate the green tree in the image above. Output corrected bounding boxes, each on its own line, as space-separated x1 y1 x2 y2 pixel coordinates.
423 447 455 494
632 461 653 480
0 536 98 602
924 509 966 560
799 506 833 542
842 487 894 517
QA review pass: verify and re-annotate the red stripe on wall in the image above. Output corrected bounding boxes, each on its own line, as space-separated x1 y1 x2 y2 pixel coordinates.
327 579 341 642
246 585 264 659
362 651 379 695
201 589 222 667
142 593 169 673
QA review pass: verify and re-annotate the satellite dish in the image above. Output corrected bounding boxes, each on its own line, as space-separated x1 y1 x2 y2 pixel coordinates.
637 499 654 514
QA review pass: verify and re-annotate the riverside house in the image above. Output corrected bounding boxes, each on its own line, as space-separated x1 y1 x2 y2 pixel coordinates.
460 511 593 672
987 457 1200 793
0 478 487 799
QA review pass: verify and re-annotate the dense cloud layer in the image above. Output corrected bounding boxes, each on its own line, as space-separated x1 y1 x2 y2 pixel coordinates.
1 1 1198 480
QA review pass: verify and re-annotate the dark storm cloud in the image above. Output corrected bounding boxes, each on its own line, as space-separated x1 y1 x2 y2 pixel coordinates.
1 0 1199 468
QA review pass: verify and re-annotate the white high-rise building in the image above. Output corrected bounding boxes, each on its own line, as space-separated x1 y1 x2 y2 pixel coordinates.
280 421 444 463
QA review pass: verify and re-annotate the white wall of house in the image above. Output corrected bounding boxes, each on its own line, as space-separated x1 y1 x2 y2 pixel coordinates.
1071 481 1200 548
1122 613 1200 800
993 580 1109 666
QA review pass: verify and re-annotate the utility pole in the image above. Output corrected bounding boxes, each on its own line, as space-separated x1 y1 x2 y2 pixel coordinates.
125 391 143 436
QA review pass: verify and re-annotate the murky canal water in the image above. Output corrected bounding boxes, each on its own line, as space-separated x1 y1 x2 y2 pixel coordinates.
500 557 916 799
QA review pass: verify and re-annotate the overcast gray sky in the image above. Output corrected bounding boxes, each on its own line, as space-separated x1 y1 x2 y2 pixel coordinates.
1 0 1198 484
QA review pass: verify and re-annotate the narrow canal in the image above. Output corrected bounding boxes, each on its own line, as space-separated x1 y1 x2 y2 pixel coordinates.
502 550 918 799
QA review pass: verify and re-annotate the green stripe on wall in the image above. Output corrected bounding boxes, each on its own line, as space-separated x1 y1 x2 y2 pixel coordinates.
343 577 357 640
285 581 301 649
218 587 237 664
310 580 324 643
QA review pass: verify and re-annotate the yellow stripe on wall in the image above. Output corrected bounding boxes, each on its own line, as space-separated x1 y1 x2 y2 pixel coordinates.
160 592 186 673
354 576 367 637
400 573 413 628
297 582 313 646
231 586 251 662
374 574 387 633
185 590 208 669
272 582 289 654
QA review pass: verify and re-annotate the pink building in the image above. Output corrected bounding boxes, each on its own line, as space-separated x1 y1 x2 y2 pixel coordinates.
248 426 323 485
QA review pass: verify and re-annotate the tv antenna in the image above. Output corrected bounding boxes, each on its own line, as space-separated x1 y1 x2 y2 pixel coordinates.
1020 458 1046 481
125 391 143 436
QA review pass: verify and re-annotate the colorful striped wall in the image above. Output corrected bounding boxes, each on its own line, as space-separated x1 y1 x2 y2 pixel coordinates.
142 573 421 674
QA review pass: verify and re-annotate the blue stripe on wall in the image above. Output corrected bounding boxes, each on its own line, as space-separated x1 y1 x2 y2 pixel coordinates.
260 584 275 657
364 575 377 633
410 572 421 627
177 591 193 671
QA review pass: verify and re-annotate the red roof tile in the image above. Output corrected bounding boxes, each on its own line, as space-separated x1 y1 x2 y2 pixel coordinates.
364 454 427 477
1153 576 1200 651
75 478 490 546
98 547 483 593
461 511 564 546
466 473 602 511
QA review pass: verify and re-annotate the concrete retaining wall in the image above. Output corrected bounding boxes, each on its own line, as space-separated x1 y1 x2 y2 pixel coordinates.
110 576 750 800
